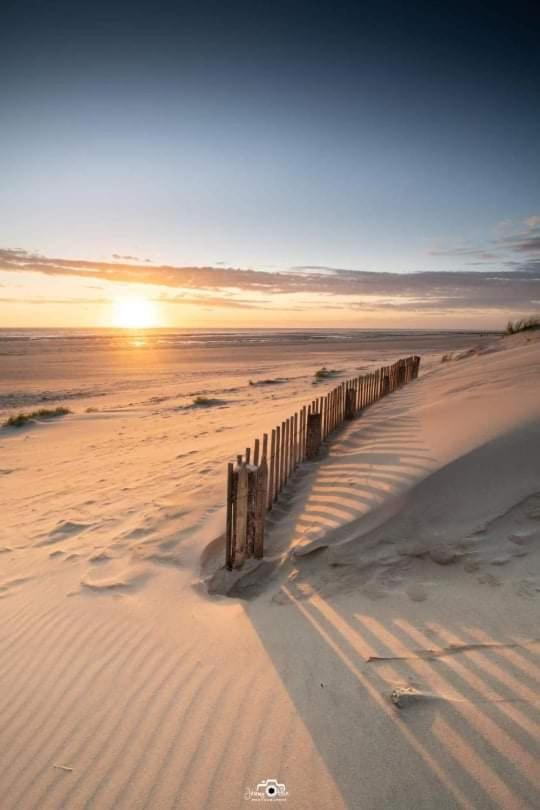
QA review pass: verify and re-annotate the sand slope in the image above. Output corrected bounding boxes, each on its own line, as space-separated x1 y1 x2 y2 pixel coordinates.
1 331 539 809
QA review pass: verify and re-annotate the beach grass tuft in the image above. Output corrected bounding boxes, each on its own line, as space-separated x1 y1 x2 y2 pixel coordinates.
249 378 287 386
192 395 222 407
314 367 337 380
505 315 540 335
3 406 71 428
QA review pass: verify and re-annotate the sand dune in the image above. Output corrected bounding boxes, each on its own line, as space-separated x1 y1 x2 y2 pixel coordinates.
1 330 539 809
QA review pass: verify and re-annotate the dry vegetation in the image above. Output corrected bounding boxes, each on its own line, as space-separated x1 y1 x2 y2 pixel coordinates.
505 315 540 335
3 406 71 428
314 366 338 381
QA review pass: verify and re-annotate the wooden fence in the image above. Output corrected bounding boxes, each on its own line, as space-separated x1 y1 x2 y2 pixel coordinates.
225 355 420 569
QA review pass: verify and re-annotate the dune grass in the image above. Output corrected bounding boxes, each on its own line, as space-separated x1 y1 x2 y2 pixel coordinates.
314 366 337 381
249 377 287 386
505 315 540 335
3 406 71 428
191 395 226 407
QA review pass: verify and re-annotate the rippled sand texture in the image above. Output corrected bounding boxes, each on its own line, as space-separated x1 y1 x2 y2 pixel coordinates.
1 328 539 809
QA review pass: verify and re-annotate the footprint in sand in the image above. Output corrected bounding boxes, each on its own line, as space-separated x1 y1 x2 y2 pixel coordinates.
0 576 34 597
88 550 112 563
490 555 512 566
38 520 93 546
477 572 502 586
80 565 152 594
514 578 540 598
406 583 428 602
429 546 458 565
362 582 387 600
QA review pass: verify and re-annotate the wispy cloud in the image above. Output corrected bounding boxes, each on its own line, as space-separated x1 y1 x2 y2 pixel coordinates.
428 248 500 261
498 234 540 254
0 296 107 305
1 243 539 315
429 214 540 271
112 253 144 262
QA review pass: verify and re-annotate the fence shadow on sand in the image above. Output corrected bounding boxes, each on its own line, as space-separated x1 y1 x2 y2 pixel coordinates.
237 381 540 809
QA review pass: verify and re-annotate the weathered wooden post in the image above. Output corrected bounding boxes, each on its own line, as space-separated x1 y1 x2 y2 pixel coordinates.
254 436 268 559
274 424 280 502
306 411 322 460
246 462 258 557
225 462 235 570
382 372 390 397
283 419 289 485
268 429 276 510
233 461 249 568
345 386 355 419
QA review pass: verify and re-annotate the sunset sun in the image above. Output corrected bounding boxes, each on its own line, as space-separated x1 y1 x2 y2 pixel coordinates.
112 296 158 328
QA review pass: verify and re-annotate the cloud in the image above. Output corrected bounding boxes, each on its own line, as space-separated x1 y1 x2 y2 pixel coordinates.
428 248 499 261
498 234 540 254
430 216 540 270
1 246 539 315
112 253 144 262
161 294 276 310
0 296 107 305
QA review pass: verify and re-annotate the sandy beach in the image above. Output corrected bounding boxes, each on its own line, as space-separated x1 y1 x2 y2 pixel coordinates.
1 327 539 809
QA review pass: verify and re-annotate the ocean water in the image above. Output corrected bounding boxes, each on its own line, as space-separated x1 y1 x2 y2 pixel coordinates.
0 327 496 414
0 326 490 352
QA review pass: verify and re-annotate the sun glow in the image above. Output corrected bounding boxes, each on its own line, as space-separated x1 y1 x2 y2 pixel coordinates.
112 296 158 328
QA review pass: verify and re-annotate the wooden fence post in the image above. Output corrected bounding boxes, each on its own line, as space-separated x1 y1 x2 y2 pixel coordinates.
345 386 355 419
274 425 281 502
246 463 257 557
281 419 286 491
225 354 421 567
234 462 249 568
268 429 276 509
306 412 322 460
283 419 289 485
225 462 234 569
254 454 267 559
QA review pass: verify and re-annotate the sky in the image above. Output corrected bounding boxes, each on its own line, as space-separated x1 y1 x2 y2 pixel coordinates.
1 0 539 329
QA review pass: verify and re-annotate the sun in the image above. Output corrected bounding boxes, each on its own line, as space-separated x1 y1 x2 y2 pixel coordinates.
112 296 158 328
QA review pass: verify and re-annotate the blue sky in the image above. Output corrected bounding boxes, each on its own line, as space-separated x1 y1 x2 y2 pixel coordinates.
1 1 539 326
